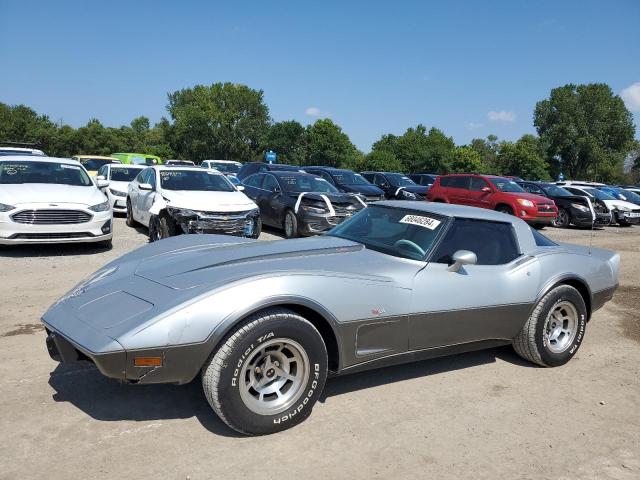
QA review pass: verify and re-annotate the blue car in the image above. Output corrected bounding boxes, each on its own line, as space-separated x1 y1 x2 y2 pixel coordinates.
599 186 640 206
303 167 385 203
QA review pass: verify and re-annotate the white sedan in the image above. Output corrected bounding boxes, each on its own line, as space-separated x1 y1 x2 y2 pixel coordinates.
126 166 261 240
95 163 146 213
0 156 113 245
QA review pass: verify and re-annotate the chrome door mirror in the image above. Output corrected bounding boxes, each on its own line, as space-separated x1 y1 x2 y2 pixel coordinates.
448 250 477 272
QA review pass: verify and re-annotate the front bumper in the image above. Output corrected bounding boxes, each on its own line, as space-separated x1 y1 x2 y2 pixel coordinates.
107 192 128 212
0 206 113 245
298 209 360 235
614 210 640 225
169 208 260 237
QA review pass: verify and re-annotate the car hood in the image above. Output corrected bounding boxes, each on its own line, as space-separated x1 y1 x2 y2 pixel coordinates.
338 184 384 196
107 180 131 192
0 183 106 207
286 191 364 204
502 191 551 203
162 190 257 212
602 199 639 210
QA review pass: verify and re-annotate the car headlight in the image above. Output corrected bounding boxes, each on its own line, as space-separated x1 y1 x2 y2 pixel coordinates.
402 191 417 199
89 201 110 212
0 203 15 212
516 198 534 207
109 188 126 197
301 205 329 214
570 203 590 212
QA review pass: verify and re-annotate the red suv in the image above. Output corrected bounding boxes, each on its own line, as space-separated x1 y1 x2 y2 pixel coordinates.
427 174 558 227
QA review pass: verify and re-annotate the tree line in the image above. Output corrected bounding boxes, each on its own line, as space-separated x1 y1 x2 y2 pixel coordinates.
1 82 638 182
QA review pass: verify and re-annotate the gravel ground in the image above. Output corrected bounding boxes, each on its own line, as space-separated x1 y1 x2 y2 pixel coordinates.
0 217 638 479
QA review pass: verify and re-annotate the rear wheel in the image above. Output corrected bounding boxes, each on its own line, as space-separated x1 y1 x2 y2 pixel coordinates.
513 285 587 367
201 308 328 435
284 210 299 238
553 208 571 228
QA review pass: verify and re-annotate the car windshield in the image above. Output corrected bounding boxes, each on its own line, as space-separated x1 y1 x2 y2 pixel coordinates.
210 162 240 174
332 171 370 185
328 205 446 261
0 149 41 156
0 160 92 186
582 187 615 201
490 177 526 192
79 158 117 170
620 189 640 203
159 170 234 191
542 184 573 197
110 167 142 182
167 160 195 166
277 174 339 193
386 173 416 187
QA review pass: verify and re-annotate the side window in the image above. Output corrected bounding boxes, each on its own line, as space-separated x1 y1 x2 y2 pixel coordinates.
469 177 489 191
320 171 334 184
439 177 451 187
431 218 520 266
374 174 387 186
147 170 157 189
522 183 544 195
135 169 146 183
361 173 374 182
97 165 107 178
448 176 470 190
262 174 279 191
244 173 264 188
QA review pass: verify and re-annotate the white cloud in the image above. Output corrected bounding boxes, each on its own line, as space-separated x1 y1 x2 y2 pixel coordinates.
305 106 330 118
467 122 484 130
621 82 640 112
487 110 516 123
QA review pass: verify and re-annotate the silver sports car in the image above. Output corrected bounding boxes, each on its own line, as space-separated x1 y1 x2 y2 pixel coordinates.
42 201 619 435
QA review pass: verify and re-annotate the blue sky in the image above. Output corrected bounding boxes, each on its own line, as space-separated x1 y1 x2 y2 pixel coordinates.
1 0 639 151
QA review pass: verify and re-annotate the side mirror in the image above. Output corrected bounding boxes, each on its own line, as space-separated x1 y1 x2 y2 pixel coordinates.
481 186 492 193
96 179 109 188
448 250 477 272
272 186 281 194
139 183 153 191
96 175 106 180
236 185 245 191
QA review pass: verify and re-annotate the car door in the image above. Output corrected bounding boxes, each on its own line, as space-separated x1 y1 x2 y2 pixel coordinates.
242 174 272 224
128 169 146 221
447 176 472 204
467 176 493 209
261 174 285 226
138 169 157 226
373 174 392 198
408 217 541 350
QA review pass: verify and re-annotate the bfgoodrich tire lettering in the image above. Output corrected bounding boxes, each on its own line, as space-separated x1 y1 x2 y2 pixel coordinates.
513 285 587 367
202 308 328 435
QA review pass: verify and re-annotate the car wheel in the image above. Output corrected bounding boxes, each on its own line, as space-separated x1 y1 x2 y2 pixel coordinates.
157 213 177 239
148 215 161 242
496 205 514 215
553 208 571 228
283 210 299 238
126 198 136 227
249 216 262 239
513 285 587 367
202 308 328 435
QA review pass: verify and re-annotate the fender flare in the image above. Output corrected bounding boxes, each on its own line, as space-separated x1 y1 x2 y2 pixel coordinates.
533 273 593 319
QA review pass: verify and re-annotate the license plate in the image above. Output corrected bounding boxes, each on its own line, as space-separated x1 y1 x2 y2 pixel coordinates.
626 212 640 218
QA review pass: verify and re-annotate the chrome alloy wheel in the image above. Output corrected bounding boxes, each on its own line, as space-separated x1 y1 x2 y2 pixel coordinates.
544 301 578 353
238 338 310 415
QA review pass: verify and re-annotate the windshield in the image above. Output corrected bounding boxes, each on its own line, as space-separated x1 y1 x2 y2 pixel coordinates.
490 177 526 192
210 162 240 174
167 160 195 166
542 184 573 197
328 205 446 261
332 171 370 185
79 158 117 170
277 174 339 193
582 187 615 201
0 160 92 186
0 149 41 156
386 173 416 187
160 170 235 192
620 189 640 204
110 167 142 182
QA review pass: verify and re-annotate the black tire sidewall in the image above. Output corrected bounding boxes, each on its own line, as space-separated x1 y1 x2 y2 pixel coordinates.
158 214 175 238
497 206 513 215
284 210 298 238
148 215 159 242
535 287 587 367
250 216 262 239
215 317 327 435
126 199 135 227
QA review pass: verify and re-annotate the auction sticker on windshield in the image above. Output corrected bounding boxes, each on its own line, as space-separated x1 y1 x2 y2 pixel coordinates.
399 214 441 230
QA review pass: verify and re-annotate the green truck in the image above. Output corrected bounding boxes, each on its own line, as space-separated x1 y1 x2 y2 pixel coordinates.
111 153 162 166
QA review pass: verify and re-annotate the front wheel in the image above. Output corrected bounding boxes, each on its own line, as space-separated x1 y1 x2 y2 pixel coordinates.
149 213 176 242
249 216 262 239
496 205 514 215
553 208 571 228
513 285 587 367
202 308 328 435
283 210 299 238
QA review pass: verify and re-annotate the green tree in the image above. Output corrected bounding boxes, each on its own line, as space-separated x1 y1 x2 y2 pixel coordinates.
372 125 455 173
358 150 404 172
167 82 270 161
304 118 359 167
449 146 487 173
495 135 550 180
470 134 499 171
261 120 307 165
534 83 635 182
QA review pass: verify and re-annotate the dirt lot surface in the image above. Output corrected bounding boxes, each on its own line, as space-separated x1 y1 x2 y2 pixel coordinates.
1 218 638 479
